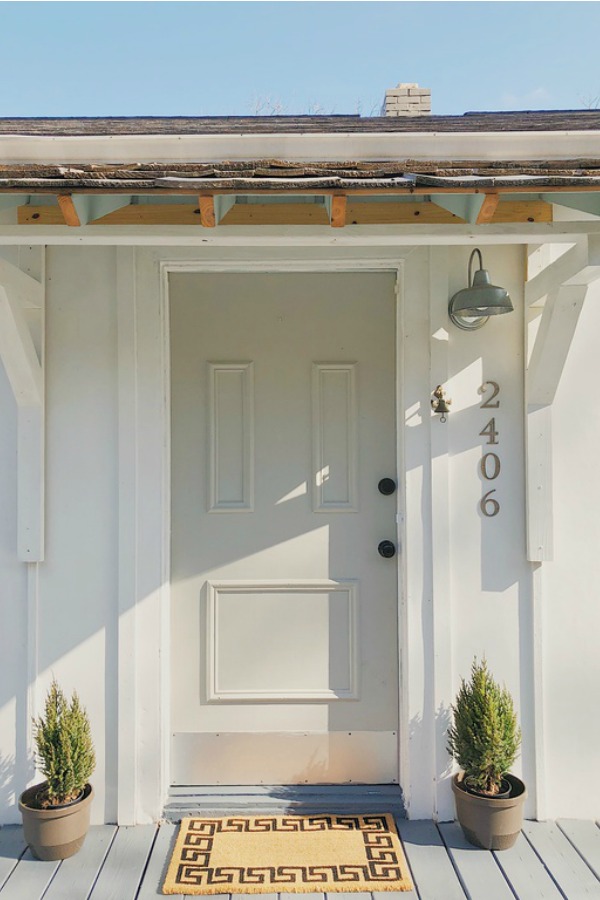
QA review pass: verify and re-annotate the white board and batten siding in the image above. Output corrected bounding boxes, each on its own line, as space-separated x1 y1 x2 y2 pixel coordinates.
0 242 599 824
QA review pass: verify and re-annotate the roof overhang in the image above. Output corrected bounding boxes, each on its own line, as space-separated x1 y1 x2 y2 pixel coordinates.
2 129 600 166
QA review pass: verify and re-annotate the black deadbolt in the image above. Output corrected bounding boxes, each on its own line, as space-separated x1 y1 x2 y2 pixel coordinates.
378 478 396 496
378 540 396 559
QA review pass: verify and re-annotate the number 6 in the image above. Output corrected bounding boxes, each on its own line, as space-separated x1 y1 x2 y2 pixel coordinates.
480 490 500 517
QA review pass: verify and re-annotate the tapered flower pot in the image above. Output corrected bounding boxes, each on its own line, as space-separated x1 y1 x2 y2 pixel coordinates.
19 782 94 860
452 773 526 850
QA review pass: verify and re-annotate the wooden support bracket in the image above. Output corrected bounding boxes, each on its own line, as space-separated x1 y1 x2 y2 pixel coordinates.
476 193 500 224
58 194 133 226
330 195 347 228
199 195 216 228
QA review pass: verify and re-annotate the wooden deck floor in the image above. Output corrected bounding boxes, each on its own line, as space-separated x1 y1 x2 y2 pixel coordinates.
0 819 599 899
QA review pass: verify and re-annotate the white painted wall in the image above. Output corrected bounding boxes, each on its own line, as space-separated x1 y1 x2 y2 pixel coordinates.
0 239 598 825
0 246 118 825
543 279 600 820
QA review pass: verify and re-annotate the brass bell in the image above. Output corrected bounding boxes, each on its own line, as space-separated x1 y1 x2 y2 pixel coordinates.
431 385 452 423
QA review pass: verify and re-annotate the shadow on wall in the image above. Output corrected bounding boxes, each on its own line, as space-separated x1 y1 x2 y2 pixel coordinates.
0 752 15 813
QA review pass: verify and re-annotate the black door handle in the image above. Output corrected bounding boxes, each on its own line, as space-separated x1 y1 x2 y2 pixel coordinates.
378 540 396 559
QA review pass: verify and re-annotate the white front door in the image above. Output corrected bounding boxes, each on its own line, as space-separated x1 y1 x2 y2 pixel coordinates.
170 272 399 786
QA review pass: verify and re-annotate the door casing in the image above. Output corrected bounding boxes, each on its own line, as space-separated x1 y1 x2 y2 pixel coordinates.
117 252 408 823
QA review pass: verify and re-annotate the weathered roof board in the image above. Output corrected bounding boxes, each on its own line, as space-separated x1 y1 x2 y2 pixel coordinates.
1 110 600 135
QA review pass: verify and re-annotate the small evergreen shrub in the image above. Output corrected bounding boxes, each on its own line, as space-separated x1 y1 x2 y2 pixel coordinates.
447 658 521 796
33 680 96 807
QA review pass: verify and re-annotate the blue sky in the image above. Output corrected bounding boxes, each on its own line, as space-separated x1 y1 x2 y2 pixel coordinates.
0 1 597 117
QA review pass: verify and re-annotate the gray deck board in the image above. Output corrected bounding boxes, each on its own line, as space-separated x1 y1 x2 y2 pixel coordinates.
558 819 600 881
136 823 181 899
41 825 117 900
438 822 515 900
0 828 26 891
396 821 465 900
493 832 563 899
2 819 600 899
0 849 59 899
85 825 156 900
373 890 418 900
523 821 600 898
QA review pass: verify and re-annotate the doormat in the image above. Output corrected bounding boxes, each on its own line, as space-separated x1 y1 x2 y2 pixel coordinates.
162 813 413 895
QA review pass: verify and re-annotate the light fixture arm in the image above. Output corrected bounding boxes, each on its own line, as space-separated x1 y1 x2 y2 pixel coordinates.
468 248 483 288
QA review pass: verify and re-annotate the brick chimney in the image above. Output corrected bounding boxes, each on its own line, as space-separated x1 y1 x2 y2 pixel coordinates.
384 83 431 117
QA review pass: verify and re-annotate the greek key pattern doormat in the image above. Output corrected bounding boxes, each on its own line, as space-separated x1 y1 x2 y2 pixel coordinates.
162 813 413 894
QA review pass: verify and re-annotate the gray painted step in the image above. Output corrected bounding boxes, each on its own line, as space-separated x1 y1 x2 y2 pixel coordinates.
0 827 26 891
439 822 515 900
493 832 564 899
41 825 117 899
523 821 600 898
164 785 406 821
85 825 156 900
558 819 600 881
396 820 466 900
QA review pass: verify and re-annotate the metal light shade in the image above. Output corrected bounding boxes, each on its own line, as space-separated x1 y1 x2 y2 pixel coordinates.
449 249 513 330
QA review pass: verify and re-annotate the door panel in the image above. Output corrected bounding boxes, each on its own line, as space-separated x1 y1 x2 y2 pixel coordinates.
170 272 399 784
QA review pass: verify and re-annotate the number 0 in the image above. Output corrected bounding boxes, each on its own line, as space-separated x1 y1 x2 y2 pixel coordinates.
481 453 501 480
480 490 500 517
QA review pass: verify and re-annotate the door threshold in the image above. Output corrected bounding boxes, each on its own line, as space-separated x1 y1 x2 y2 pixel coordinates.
163 784 406 822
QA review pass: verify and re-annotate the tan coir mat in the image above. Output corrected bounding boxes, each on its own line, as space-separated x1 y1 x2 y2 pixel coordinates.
162 813 413 895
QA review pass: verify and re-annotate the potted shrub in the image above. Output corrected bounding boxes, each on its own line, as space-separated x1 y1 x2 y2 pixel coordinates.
19 680 96 860
447 658 527 850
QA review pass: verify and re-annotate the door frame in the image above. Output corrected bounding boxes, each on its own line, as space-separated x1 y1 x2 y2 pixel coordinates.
117 250 407 824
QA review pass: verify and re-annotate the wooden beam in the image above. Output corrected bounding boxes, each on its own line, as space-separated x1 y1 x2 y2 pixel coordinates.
0 194 29 212
72 194 133 225
18 199 553 228
330 195 347 228
541 191 600 217
57 194 81 226
430 193 484 224
476 193 500 224
199 195 216 228
220 203 329 226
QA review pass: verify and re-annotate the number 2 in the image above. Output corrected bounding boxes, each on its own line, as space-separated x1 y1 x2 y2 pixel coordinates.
479 381 500 409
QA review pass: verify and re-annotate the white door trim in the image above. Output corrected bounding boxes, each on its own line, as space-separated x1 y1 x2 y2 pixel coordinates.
118 250 408 824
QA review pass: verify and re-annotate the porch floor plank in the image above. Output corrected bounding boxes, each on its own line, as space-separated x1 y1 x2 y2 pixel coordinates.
3 820 600 899
395 821 466 900
522 821 600 898
0 827 26 891
136 824 181 899
0 849 59 899
42 826 117 900
558 819 600 881
438 822 515 900
86 825 157 900
493 833 564 899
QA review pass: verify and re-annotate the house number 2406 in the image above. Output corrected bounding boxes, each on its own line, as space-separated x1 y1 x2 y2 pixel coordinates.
478 381 501 517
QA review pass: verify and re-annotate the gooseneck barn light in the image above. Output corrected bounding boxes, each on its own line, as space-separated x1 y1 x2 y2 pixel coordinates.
449 249 514 331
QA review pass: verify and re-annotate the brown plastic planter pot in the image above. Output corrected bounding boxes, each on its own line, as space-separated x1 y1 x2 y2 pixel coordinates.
452 773 526 850
19 782 94 860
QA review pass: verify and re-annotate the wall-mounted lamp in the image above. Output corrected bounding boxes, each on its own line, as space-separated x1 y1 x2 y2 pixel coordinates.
448 248 514 331
431 385 452 423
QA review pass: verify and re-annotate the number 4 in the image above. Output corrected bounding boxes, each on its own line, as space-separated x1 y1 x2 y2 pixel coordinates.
479 417 499 445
